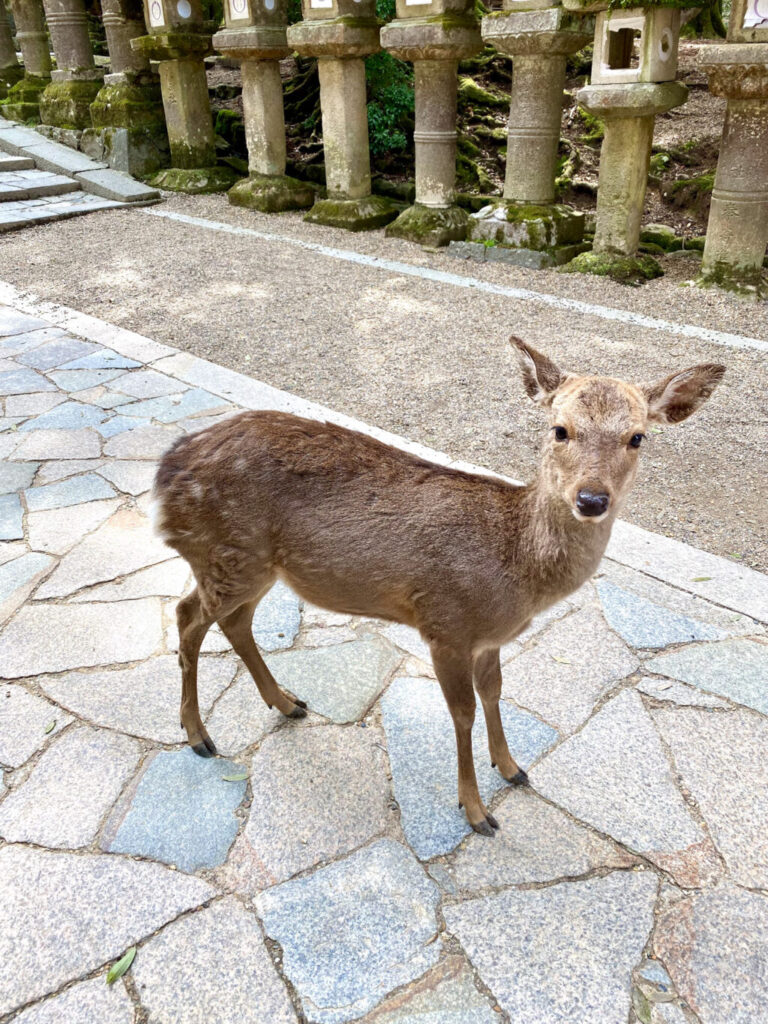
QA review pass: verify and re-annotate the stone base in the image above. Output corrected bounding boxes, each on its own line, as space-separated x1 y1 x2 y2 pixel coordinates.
449 239 588 268
558 250 663 286
82 125 170 178
39 79 102 131
148 165 240 195
2 75 50 124
304 194 399 232
0 65 24 101
696 261 766 302
228 173 316 214
34 124 83 150
469 201 585 250
385 204 470 247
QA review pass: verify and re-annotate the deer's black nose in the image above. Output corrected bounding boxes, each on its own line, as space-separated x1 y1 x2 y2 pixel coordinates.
576 490 609 517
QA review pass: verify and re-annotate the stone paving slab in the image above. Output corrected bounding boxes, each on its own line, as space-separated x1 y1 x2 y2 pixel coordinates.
10 977 135 1024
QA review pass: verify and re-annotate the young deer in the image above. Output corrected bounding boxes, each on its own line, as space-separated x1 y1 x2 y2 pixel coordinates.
152 338 724 837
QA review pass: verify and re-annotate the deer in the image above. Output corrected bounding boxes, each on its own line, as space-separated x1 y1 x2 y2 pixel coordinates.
151 337 725 837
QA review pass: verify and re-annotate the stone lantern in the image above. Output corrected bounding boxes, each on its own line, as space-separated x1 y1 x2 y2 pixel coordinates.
3 0 51 123
562 0 687 278
131 0 238 191
380 0 481 247
468 0 593 265
696 0 768 299
39 0 104 130
0 6 24 100
286 0 398 230
213 0 315 211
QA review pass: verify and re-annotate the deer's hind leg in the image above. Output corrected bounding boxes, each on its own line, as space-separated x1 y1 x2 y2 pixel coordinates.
473 648 529 787
177 586 218 757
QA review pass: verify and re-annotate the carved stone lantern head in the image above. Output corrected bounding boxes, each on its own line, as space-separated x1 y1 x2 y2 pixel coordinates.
727 0 768 41
591 7 680 84
393 0 474 20
301 0 376 20
144 0 207 32
222 0 288 28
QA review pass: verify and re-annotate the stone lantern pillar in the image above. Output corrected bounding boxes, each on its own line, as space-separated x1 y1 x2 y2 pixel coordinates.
696 0 768 299
380 0 481 246
3 0 51 123
131 0 238 191
213 0 315 212
84 0 169 176
286 0 398 230
563 3 687 279
0 6 24 99
39 0 104 129
468 1 592 264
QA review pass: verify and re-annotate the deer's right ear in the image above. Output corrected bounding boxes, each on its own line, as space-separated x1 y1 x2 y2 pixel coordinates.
510 336 567 406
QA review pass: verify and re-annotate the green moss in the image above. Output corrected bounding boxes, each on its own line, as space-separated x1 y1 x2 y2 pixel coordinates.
149 164 240 194
385 203 469 247
228 173 316 213
640 223 683 251
458 77 507 109
669 172 714 207
458 135 481 158
577 105 604 144
697 259 766 300
684 235 706 251
214 108 246 155
90 81 165 130
558 250 664 286
649 152 671 176
304 194 400 231
39 78 102 131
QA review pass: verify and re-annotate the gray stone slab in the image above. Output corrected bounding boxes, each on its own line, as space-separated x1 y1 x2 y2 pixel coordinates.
653 706 768 888
444 871 658 1024
0 460 38 493
595 579 722 648
502 605 638 733
379 622 432 663
107 368 187 399
531 690 717 887
11 978 134 1024
360 956 498 1024
48 368 124 391
120 386 231 424
38 655 236 743
104 746 246 872
256 839 441 1024
238 724 394 888
637 676 730 708
74 386 134 408
440 787 635 892
381 675 557 859
12 428 103 461
0 367 56 394
655 884 768 1024
0 551 54 624
0 685 72 767
36 507 174 598
75 167 161 202
133 896 297 1024
35 457 105 484
59 349 140 371
22 140 107 175
96 413 151 438
72 557 190 602
302 624 357 647
18 399 106 431
0 493 23 539
24 472 116 512
16 335 97 370
0 306 49 336
0 725 141 848
266 638 401 723
5 391 66 416
203 672 286 757
252 580 301 652
0 598 163 677
97 459 158 495
0 541 26 567
0 844 213 1016
103 423 183 458
645 639 768 715
27 497 119 554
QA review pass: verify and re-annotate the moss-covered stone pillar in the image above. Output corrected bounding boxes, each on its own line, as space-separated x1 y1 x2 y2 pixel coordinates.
213 1 315 212
131 0 237 192
467 3 592 265
85 0 168 175
381 1 480 246
3 0 51 122
0 5 24 99
697 43 768 300
39 0 104 129
287 0 397 230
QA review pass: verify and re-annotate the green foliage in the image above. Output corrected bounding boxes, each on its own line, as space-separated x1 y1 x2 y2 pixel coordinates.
365 51 414 157
376 0 397 20
287 0 303 24
577 106 604 144
202 0 224 25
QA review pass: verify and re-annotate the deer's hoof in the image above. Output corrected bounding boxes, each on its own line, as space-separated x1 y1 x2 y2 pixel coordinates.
294 698 308 709
507 769 530 787
471 818 496 838
486 812 499 830
288 703 307 719
191 733 217 758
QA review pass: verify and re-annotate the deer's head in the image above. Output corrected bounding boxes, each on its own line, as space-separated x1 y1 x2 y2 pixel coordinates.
511 336 725 524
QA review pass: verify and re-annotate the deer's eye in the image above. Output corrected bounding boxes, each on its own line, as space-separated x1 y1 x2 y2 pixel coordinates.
554 426 568 442
629 433 644 449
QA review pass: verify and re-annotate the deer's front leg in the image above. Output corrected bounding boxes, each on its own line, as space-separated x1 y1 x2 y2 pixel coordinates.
473 648 529 787
431 643 499 838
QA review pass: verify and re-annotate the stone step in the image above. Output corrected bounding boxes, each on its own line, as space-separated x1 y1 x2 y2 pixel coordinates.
0 192 125 233
0 155 35 172
0 169 80 203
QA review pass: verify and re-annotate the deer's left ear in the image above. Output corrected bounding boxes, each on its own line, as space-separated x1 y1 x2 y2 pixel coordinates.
509 336 570 407
641 363 726 424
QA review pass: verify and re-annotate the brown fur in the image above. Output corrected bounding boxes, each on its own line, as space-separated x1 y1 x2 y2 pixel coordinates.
153 337 725 836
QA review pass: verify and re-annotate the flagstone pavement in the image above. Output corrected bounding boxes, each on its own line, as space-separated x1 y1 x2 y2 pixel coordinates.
1 295 767 1024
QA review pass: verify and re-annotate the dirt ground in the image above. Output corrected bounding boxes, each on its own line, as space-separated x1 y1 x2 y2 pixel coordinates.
2 195 766 575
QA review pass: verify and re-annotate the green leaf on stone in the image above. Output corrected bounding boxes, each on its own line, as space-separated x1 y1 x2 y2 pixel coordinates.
44 720 56 734
106 946 136 985
691 576 712 582
551 655 571 664
222 772 248 782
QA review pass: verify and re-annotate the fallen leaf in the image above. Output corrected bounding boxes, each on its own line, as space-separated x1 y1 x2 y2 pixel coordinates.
106 946 136 985
691 576 712 582
44 720 55 734
551 655 571 664
222 772 248 782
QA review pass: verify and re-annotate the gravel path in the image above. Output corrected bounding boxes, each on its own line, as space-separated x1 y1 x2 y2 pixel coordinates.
1 192 765 571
